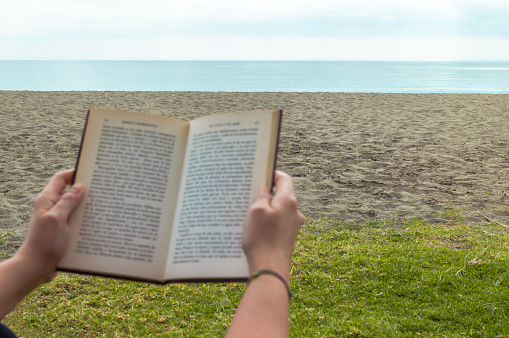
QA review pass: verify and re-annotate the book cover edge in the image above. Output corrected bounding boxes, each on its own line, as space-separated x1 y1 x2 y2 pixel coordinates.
71 108 93 184
57 267 247 285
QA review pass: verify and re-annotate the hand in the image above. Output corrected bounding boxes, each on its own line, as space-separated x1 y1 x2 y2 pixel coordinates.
0 169 84 320
15 169 84 283
242 171 304 280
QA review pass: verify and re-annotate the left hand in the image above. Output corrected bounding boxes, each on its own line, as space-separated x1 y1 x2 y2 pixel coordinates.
15 169 84 282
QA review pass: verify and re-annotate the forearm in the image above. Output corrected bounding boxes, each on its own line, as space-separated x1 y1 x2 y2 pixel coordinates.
0 256 48 320
227 273 290 338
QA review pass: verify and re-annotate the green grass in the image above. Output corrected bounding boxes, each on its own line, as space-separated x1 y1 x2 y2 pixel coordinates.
0 230 15 259
3 213 509 337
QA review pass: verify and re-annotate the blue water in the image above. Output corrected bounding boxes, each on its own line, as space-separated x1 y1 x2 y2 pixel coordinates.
0 61 508 93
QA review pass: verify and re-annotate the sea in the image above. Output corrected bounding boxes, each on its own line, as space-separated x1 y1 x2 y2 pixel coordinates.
0 61 508 93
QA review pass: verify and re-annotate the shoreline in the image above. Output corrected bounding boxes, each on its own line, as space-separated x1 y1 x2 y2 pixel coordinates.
1 91 508 254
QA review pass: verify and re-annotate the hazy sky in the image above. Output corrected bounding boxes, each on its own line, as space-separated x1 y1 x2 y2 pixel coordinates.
2 0 509 60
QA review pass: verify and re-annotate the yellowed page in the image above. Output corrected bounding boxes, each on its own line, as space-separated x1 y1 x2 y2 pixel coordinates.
58 108 189 282
164 110 281 280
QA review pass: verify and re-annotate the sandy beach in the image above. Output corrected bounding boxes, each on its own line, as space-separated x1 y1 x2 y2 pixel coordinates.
1 91 508 254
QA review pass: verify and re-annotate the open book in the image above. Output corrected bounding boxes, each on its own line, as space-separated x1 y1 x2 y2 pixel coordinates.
58 108 282 283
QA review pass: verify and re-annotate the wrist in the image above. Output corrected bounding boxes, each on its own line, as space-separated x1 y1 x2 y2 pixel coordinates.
13 251 57 285
246 254 291 282
247 269 293 300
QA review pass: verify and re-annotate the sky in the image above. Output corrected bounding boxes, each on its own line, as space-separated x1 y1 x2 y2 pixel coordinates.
1 0 509 60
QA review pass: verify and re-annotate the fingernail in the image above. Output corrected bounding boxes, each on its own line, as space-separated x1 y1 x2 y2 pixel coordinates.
68 183 84 195
257 187 271 196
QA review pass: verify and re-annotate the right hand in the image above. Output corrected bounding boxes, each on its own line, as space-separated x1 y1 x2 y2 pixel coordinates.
242 171 304 280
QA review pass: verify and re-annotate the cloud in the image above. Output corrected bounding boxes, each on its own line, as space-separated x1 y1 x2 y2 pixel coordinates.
1 0 508 59
2 0 508 38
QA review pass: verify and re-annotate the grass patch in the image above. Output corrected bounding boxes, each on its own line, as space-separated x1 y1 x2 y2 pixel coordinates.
441 204 466 224
4 217 509 337
292 218 509 336
0 230 15 259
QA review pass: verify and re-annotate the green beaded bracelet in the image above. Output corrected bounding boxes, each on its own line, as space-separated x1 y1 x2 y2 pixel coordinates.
247 269 293 300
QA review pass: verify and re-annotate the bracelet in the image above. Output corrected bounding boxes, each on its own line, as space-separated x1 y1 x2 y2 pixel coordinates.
247 269 293 300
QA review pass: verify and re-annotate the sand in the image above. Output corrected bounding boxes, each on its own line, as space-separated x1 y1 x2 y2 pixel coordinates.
1 91 508 254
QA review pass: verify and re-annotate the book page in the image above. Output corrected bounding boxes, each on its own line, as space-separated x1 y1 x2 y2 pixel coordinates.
164 110 280 280
59 109 189 282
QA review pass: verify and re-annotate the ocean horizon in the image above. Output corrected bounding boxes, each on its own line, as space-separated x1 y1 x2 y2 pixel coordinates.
0 60 508 93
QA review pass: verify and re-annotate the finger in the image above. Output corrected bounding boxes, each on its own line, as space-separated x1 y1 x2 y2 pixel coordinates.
49 183 84 221
39 169 75 198
249 187 273 210
271 171 296 205
34 169 76 212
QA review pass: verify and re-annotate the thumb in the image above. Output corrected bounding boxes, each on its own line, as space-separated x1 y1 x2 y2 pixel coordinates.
51 183 85 220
